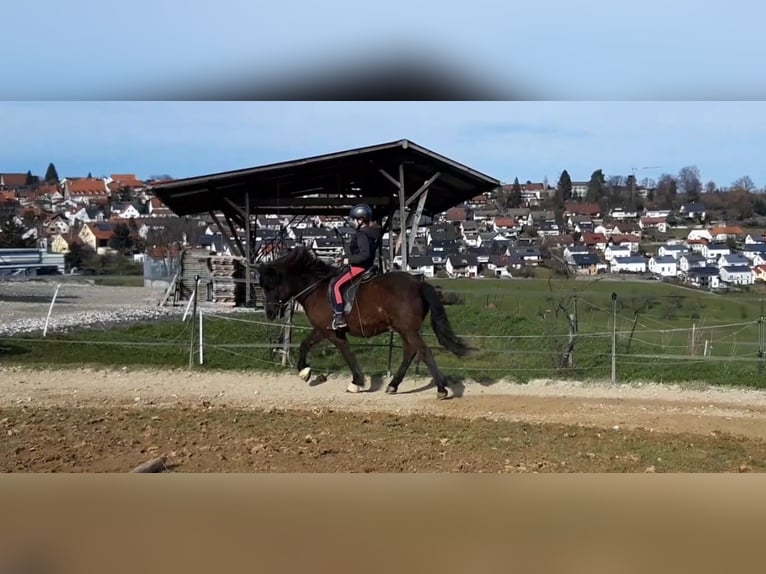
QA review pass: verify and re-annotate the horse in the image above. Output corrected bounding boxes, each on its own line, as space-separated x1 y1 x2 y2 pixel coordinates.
256 245 470 399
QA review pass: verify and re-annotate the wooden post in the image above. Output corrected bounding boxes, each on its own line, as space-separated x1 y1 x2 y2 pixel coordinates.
189 275 199 369
398 163 407 271
281 300 295 367
245 193 251 306
611 292 617 383
130 456 168 473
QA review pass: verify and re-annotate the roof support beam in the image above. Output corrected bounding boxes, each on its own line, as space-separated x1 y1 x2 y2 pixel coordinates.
208 210 243 258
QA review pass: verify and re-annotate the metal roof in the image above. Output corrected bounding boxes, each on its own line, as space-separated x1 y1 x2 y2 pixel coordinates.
147 139 501 219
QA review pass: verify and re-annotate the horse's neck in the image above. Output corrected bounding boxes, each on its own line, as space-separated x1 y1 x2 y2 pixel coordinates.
291 272 329 301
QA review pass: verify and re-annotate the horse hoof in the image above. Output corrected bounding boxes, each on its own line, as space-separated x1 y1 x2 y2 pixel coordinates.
346 382 363 393
298 367 311 382
437 388 451 400
385 385 397 394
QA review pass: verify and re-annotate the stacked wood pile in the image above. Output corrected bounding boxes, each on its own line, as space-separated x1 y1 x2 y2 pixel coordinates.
208 255 245 306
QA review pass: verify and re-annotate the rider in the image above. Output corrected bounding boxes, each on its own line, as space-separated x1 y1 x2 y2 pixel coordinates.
330 204 381 330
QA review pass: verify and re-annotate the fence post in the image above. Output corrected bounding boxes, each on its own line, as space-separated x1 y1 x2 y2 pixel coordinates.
188 275 200 369
199 310 204 365
43 283 62 338
611 291 617 384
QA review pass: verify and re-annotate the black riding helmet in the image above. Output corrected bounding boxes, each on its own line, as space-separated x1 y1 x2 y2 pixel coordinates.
349 204 372 222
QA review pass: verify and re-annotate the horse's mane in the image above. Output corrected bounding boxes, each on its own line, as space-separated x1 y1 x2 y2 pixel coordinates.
271 245 339 279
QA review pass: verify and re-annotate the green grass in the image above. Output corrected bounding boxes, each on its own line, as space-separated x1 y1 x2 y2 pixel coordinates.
3 277 766 389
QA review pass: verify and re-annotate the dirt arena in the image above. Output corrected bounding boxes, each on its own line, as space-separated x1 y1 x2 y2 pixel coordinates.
3 281 766 473
3 366 766 472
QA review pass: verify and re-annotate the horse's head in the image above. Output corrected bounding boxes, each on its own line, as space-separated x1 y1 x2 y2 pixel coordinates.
257 262 291 320
257 246 337 319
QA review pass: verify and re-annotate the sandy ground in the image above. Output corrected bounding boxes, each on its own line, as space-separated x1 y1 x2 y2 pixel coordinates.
3 366 766 441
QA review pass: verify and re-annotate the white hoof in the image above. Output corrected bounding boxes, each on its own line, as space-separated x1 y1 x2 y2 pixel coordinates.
346 382 362 393
298 367 311 382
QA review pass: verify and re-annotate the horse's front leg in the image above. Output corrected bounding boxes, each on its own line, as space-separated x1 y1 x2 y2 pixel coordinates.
296 327 325 382
325 331 367 393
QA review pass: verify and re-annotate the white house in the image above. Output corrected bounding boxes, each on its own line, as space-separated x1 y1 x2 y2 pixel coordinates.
658 244 689 260
679 254 707 274
611 256 647 274
742 243 766 261
745 234 766 245
702 242 730 261
445 254 479 278
687 229 713 242
609 208 639 220
686 267 721 290
719 266 754 286
649 255 678 278
604 244 632 262
563 244 591 263
407 256 435 278
718 253 750 268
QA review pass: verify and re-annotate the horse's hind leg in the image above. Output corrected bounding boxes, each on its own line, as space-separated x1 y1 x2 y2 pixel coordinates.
325 331 367 393
410 331 451 400
386 339 416 395
296 328 325 382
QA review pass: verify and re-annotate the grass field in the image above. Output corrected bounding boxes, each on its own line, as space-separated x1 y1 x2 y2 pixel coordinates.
3 277 766 388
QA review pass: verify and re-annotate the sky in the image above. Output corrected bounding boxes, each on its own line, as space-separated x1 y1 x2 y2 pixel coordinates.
1 101 766 189
2 1 765 99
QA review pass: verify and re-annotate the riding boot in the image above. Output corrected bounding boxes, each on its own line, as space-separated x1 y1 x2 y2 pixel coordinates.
331 302 347 330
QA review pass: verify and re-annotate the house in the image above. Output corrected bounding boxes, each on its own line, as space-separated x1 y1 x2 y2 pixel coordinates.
658 244 689 260
610 221 642 237
718 253 751 268
649 255 678 278
710 226 744 242
197 233 231 255
582 232 607 251
745 233 766 245
687 229 713 243
110 202 143 220
719 266 754 286
79 222 114 254
639 216 668 233
702 242 730 261
686 238 708 254
611 255 647 274
609 234 640 252
570 253 605 276
311 237 344 261
564 202 601 218
679 254 707 274
445 207 467 222
44 213 70 235
63 177 110 203
567 215 594 233
687 267 721 289
569 181 589 199
754 264 766 282
679 202 706 220
564 244 591 263
507 246 541 266
609 208 639 220
445 254 479 278
604 244 632 262
486 255 513 278
742 243 766 261
407 256 435 278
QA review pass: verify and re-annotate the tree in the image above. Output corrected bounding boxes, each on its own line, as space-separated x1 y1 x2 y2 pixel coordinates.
704 180 717 194
655 174 678 209
677 165 702 202
731 176 756 193
24 170 39 186
109 223 134 255
508 177 522 208
45 162 59 184
556 169 572 204
586 169 605 202
0 217 35 248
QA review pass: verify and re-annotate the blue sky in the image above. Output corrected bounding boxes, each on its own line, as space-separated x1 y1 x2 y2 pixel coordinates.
2 102 766 189
2 1 765 99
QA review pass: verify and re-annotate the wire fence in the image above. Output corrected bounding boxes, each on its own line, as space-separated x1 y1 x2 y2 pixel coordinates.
3 277 766 387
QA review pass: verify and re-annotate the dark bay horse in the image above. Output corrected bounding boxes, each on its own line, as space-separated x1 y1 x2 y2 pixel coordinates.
257 245 470 399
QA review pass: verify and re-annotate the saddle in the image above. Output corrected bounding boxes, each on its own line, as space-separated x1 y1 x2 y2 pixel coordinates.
328 264 381 314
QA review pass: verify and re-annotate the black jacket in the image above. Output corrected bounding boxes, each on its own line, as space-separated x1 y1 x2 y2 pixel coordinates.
346 225 381 268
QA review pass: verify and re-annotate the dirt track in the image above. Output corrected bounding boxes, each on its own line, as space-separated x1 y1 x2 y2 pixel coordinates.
3 366 766 472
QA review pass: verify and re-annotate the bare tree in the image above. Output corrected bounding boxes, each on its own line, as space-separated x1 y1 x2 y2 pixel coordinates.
677 165 702 201
731 175 756 193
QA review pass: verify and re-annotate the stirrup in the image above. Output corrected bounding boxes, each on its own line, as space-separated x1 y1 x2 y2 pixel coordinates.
331 315 347 330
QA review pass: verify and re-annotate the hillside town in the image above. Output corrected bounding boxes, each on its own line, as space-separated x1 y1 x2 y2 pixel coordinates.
2 164 766 293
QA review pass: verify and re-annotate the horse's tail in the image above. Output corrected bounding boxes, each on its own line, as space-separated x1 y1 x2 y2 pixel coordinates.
420 281 471 357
